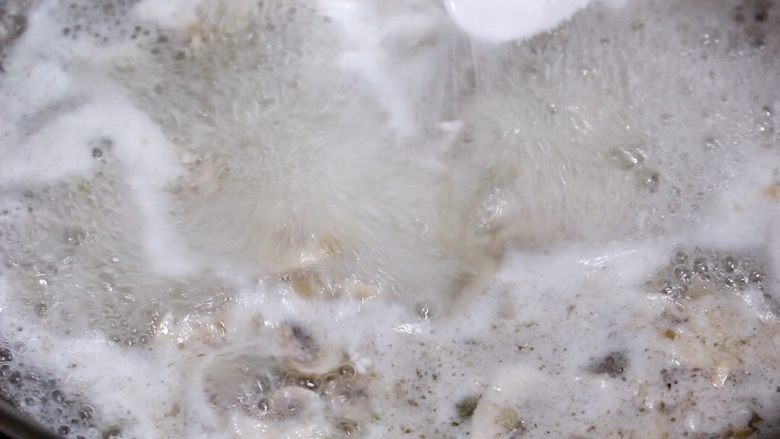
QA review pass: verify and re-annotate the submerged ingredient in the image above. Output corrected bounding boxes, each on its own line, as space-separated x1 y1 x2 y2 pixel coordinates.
0 0 779 438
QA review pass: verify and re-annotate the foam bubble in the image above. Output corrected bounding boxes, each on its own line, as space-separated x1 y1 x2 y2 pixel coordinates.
0 0 779 438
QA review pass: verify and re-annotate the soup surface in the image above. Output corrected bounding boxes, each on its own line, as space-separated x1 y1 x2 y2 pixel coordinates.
0 0 779 438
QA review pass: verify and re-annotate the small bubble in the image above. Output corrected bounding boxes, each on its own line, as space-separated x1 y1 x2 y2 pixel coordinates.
9 370 22 384
92 147 103 158
693 257 708 274
338 364 357 378
297 377 318 390
337 418 359 436
52 389 66 403
58 425 70 435
257 398 270 412
277 397 301 417
756 113 775 136
660 280 687 297
415 302 435 320
638 170 660 193
722 256 737 273
0 347 13 362
749 269 765 283
79 405 94 420
704 136 721 151
674 266 692 284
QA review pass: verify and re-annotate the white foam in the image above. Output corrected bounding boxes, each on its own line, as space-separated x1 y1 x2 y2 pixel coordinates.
444 0 592 42
0 0 779 438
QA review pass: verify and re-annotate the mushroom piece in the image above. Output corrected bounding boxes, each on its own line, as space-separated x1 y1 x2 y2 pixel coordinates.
280 323 346 376
472 367 549 438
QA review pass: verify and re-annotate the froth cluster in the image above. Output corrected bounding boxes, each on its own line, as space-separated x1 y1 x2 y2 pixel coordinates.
0 0 778 437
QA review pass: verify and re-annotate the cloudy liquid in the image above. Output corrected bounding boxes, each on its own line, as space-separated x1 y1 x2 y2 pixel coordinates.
0 0 779 438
